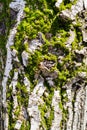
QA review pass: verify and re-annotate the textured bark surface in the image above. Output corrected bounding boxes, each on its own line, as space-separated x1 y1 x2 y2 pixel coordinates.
0 0 87 130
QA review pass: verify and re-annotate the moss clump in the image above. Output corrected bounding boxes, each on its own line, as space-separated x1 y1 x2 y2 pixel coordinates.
59 0 77 11
14 0 85 99
39 86 54 130
39 104 54 130
20 121 30 130
16 80 29 108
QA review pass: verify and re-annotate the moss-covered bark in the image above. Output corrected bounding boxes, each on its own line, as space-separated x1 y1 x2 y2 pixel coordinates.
1 0 87 130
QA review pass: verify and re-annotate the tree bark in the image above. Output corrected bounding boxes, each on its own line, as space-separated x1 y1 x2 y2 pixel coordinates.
0 0 87 130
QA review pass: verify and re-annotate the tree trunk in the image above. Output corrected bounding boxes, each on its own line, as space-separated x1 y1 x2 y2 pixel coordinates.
0 0 87 130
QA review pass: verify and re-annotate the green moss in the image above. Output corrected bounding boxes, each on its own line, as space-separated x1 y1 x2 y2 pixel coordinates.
14 107 20 117
25 50 43 85
59 88 68 130
59 0 77 11
16 81 29 107
20 121 30 130
38 86 54 130
39 104 54 130
74 26 82 43
14 0 84 94
15 7 51 42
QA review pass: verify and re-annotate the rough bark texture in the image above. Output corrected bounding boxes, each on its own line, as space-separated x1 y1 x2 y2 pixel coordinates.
0 0 87 130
